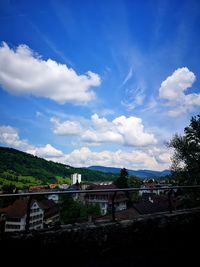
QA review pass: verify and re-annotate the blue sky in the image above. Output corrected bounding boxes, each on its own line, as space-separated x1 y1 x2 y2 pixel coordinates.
0 0 200 170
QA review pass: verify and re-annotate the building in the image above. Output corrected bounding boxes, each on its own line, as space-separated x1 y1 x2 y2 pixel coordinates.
71 173 81 185
139 179 158 196
29 185 49 192
47 194 59 204
139 179 171 197
0 199 44 232
84 184 127 215
0 198 60 232
133 194 169 215
58 184 69 190
39 199 60 227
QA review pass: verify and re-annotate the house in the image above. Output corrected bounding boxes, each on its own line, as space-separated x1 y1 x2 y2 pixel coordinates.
134 194 169 215
48 194 59 203
84 184 127 215
0 198 60 232
29 185 49 192
96 207 139 222
39 199 60 228
0 199 44 232
139 179 159 196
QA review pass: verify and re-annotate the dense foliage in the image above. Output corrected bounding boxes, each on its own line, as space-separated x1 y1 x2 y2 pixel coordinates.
169 114 200 185
114 168 129 188
0 147 118 189
60 195 101 223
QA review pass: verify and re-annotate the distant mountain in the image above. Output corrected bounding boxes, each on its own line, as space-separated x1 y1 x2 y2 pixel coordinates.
87 166 171 178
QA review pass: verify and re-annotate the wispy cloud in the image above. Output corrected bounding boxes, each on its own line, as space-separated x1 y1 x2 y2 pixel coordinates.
121 86 145 110
121 67 133 86
30 22 74 67
142 96 158 112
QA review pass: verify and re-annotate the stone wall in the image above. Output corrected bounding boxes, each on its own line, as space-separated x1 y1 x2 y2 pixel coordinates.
1 208 200 266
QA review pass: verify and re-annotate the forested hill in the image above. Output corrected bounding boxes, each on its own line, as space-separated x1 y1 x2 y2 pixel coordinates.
87 166 171 178
0 147 118 189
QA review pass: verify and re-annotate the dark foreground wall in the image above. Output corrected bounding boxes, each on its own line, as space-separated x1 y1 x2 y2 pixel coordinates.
1 208 200 266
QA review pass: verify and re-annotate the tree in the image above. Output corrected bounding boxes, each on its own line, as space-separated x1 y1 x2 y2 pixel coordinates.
114 168 129 188
128 175 141 188
169 114 200 185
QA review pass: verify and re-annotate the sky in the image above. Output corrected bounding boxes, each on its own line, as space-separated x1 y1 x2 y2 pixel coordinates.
0 0 200 171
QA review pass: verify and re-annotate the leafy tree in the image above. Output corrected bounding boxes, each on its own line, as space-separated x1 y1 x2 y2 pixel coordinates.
114 168 134 207
114 168 129 188
169 114 200 185
128 175 142 188
60 195 101 224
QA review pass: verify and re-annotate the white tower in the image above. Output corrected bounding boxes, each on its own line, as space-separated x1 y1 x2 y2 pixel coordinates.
71 173 81 185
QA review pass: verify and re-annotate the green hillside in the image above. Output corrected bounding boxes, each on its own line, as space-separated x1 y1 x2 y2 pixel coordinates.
0 146 118 189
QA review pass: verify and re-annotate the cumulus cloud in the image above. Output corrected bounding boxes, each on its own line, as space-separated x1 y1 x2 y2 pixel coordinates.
51 114 157 146
63 146 171 171
0 124 170 170
82 114 157 146
50 117 82 135
27 144 64 158
0 42 101 104
82 129 123 144
0 125 30 150
0 125 63 159
159 67 200 116
112 116 156 146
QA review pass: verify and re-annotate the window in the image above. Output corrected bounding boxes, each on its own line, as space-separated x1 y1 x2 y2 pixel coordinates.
7 217 21 222
6 224 20 229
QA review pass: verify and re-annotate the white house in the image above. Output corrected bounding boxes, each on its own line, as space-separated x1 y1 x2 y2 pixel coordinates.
48 194 59 203
84 184 127 215
2 199 44 232
0 198 60 232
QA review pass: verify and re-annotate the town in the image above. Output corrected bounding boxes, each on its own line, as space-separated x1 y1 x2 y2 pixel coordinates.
0 172 180 233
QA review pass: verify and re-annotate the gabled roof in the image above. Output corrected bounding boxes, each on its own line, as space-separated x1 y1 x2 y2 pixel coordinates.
39 199 59 219
96 208 139 221
0 199 40 218
134 196 169 215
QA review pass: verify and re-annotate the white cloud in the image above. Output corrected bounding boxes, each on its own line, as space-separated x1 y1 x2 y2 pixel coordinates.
121 86 145 110
159 67 200 116
0 42 101 104
112 116 156 146
27 144 64 158
0 125 30 150
0 124 170 171
63 146 171 171
82 129 123 144
51 114 157 146
91 113 109 129
121 67 133 86
50 117 82 135
0 124 63 159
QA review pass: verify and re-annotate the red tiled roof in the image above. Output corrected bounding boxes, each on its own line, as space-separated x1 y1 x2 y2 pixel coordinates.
0 198 59 219
0 199 38 218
